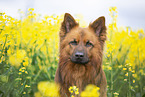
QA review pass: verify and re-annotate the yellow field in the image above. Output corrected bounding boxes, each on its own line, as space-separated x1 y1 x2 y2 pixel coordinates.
0 7 145 97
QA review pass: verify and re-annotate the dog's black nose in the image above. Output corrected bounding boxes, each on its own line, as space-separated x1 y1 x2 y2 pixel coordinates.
75 52 84 58
71 51 89 64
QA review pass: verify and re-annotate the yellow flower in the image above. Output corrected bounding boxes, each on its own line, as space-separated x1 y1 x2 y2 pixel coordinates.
75 88 79 95
80 84 100 97
69 86 73 93
125 73 128 76
23 92 26 94
7 48 12 55
129 67 132 71
9 55 21 67
19 68 22 71
133 80 135 83
123 68 127 70
69 86 79 95
132 70 135 73
25 85 30 88
129 63 133 67
23 57 29 67
21 67 26 70
34 92 42 97
22 70 25 72
72 86 77 91
23 61 29 67
28 8 34 11
16 50 26 59
38 81 59 96
9 50 27 68
108 66 112 70
107 54 110 57
25 71 28 74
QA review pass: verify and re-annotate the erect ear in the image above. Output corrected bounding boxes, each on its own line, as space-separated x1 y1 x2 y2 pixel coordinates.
89 16 106 37
61 13 78 34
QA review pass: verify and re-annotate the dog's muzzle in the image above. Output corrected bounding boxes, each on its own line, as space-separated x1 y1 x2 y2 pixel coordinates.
70 51 89 64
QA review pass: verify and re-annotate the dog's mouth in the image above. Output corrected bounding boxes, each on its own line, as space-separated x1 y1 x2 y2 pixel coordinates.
70 56 89 64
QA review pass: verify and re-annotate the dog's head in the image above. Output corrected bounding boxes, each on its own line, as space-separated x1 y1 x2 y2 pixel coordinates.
60 13 106 65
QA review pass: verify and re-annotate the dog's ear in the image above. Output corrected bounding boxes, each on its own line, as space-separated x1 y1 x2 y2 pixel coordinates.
89 16 106 41
61 13 78 34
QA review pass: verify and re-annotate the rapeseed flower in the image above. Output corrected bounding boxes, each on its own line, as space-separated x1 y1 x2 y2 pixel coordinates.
9 50 27 67
125 73 128 77
133 80 135 83
34 92 42 97
80 84 100 97
69 86 79 95
123 68 127 70
37 81 59 97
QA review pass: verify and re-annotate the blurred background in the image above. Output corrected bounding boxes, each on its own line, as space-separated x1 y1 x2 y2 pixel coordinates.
0 0 145 30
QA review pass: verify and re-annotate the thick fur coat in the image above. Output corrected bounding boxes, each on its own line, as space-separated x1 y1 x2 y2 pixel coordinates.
55 13 107 97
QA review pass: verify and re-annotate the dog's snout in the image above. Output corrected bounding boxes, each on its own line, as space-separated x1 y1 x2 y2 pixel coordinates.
75 52 84 58
71 51 89 64
71 47 89 64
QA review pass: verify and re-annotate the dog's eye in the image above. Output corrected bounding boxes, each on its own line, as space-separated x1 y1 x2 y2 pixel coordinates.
69 40 78 45
86 41 93 47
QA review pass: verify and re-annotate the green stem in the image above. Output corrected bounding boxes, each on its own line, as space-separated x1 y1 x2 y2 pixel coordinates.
138 48 142 97
110 53 113 97
128 70 131 97
33 68 42 82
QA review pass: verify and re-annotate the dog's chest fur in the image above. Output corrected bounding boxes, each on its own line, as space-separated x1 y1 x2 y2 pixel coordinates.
61 63 97 92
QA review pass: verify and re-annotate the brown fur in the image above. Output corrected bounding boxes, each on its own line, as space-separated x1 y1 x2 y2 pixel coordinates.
55 13 107 97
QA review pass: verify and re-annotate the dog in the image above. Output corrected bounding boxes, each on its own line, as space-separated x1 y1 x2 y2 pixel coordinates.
55 13 107 97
